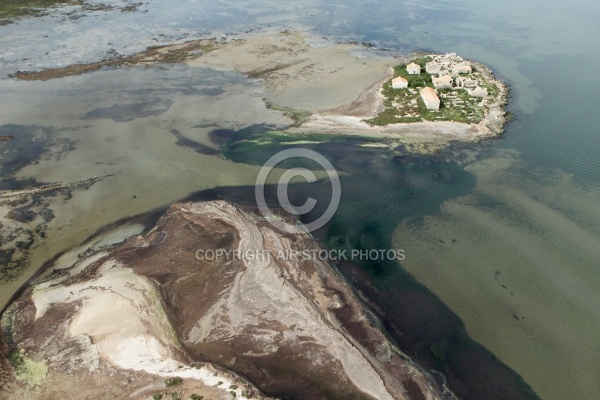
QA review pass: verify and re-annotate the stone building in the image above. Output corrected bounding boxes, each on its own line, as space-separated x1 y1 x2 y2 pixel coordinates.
420 87 440 110
406 62 421 75
453 63 473 74
456 77 478 88
468 87 488 97
425 62 442 74
433 75 453 89
392 76 408 89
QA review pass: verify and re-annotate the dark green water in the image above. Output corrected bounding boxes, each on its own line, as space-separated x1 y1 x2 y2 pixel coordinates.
311 3 600 399
208 4 600 393
200 133 538 400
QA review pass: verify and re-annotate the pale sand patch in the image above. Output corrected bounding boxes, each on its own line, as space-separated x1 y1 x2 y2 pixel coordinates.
291 115 476 139
189 31 396 112
31 261 259 398
49 223 144 273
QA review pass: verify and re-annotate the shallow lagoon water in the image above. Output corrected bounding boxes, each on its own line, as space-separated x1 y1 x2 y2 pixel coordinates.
1 1 600 399
0 63 293 306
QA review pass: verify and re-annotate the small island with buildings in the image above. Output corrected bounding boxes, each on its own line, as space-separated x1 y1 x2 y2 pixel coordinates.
282 47 509 143
366 53 503 126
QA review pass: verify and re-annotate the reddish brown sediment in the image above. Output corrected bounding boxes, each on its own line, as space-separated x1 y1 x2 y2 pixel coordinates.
1 200 449 399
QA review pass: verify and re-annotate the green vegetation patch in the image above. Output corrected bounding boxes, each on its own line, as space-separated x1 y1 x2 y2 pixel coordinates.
165 377 183 387
2 307 48 387
0 0 77 22
264 102 312 127
15 354 47 386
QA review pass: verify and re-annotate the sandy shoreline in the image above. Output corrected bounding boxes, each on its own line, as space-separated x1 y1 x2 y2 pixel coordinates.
291 116 479 139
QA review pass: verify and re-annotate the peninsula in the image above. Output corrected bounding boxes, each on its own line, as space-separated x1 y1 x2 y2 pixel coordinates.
0 201 450 400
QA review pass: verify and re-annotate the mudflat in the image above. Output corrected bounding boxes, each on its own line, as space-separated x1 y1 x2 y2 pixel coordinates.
1 201 448 399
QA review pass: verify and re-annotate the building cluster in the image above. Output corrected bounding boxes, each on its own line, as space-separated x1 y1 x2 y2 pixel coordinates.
392 53 489 111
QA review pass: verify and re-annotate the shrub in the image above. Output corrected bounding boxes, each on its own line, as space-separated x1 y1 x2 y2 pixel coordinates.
165 377 183 387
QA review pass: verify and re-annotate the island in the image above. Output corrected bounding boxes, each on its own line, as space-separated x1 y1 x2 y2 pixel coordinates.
366 53 506 128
